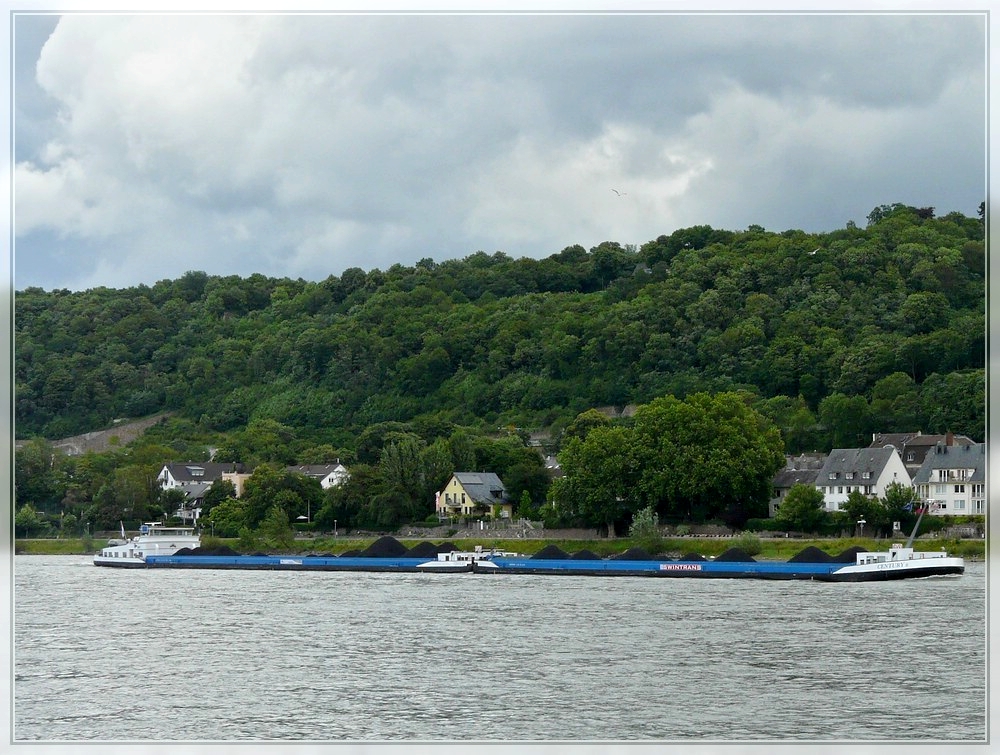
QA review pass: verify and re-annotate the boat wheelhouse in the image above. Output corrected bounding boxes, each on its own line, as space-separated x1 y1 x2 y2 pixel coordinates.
93 522 200 568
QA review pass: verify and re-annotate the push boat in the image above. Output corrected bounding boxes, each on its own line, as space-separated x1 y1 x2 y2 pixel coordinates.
93 522 200 568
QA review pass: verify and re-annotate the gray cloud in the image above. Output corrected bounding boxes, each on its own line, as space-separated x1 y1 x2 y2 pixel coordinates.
13 12 986 291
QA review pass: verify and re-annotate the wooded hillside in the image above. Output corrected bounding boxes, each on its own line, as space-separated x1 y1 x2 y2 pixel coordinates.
16 202 985 453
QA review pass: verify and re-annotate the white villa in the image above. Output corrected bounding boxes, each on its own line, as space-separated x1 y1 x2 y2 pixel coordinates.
911 442 987 516
813 447 910 512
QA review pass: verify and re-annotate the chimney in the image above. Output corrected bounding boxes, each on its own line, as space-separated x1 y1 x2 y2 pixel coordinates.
946 431 954 446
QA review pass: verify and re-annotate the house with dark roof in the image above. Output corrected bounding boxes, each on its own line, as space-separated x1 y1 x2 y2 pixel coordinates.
171 482 212 524
869 431 976 477
157 462 247 490
286 463 350 489
911 442 986 516
436 472 513 520
814 447 910 513
157 462 253 509
769 453 826 517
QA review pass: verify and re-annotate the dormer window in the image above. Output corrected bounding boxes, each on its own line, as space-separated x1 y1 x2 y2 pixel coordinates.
828 472 839 480
845 472 854 480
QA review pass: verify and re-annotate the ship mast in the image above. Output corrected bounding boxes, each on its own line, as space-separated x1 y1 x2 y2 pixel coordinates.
903 501 928 549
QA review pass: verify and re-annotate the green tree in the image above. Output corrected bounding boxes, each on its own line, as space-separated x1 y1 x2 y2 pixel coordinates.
448 430 477 472
61 512 78 536
235 418 300 465
379 436 429 524
502 461 551 510
160 487 189 519
920 370 985 440
518 489 536 520
206 498 251 537
631 392 785 527
315 463 382 532
869 373 920 432
840 489 876 527
84 483 125 530
242 465 324 528
628 505 664 554
201 478 237 518
112 464 161 524
258 505 295 550
419 438 454 506
14 438 61 511
818 393 872 449
552 425 637 534
879 481 918 538
562 408 612 443
15 504 46 538
774 484 827 534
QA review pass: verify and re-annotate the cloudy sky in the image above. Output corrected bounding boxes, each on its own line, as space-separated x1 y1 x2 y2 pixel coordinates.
10 7 989 292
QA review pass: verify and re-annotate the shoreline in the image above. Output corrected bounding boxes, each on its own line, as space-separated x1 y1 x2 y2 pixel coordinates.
14 534 986 561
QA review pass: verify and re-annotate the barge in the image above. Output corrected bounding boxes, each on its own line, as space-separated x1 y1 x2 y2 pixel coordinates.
138 543 963 582
99 510 964 582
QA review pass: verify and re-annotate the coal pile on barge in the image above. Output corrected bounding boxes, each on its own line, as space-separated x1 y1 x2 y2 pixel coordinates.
571 549 602 560
531 544 570 559
360 536 408 558
787 546 834 563
713 547 756 562
404 541 439 558
612 547 654 561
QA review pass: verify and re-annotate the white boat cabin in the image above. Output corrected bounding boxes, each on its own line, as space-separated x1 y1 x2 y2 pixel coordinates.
855 544 949 565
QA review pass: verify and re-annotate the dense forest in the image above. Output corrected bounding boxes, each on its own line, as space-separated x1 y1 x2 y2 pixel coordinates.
13 202 986 534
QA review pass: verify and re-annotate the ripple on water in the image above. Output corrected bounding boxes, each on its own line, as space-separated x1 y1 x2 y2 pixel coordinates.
13 557 986 742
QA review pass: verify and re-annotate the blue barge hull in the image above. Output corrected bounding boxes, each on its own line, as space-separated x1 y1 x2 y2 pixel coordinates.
478 558 961 581
145 555 433 571
481 557 843 579
141 554 962 581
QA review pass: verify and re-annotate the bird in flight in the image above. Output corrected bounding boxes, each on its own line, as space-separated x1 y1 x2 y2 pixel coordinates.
611 188 626 197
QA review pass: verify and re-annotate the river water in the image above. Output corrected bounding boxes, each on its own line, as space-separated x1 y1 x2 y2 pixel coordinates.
11 555 987 745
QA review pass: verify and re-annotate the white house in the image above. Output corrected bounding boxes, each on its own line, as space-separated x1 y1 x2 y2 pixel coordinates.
814 447 910 512
286 463 350 489
911 442 986 516
869 431 976 478
157 462 248 491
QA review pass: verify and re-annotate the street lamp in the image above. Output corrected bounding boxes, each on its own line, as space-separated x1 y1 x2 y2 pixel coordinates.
334 519 338 537
858 519 866 538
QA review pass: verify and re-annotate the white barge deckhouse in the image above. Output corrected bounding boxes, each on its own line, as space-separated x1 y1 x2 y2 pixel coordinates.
93 522 200 568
